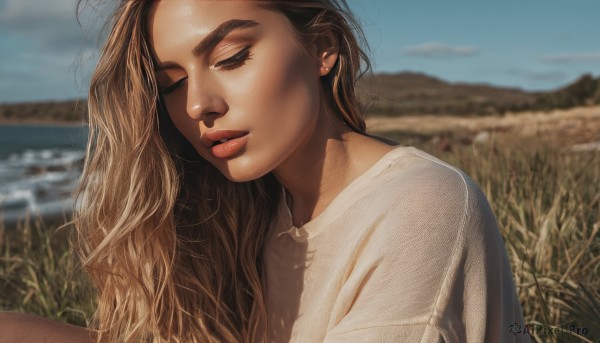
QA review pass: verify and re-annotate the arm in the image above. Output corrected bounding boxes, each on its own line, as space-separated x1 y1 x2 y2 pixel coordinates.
0 312 94 343
322 167 529 342
429 181 529 342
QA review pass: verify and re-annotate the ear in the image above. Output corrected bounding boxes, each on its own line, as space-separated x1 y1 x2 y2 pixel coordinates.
314 30 339 77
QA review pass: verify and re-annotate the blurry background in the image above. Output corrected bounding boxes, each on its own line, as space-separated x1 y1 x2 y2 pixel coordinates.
1 1 599 339
2 0 600 102
4 0 599 226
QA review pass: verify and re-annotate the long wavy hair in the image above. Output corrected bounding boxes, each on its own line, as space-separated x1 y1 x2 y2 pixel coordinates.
72 0 373 341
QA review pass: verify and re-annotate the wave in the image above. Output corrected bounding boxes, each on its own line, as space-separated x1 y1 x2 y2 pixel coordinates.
0 148 84 226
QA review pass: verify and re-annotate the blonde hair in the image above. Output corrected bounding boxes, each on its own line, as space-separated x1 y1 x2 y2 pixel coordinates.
72 0 372 341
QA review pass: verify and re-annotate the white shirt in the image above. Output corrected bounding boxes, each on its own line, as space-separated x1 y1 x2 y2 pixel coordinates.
261 146 529 342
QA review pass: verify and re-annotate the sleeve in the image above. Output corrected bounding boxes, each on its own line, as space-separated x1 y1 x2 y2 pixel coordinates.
324 324 445 343
430 176 530 343
321 166 529 343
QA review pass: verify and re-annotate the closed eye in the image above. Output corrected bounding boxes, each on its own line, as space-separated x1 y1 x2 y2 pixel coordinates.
214 44 252 71
159 45 252 95
160 77 188 96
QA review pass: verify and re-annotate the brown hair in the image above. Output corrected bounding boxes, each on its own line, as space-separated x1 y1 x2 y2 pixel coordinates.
256 1 372 132
72 0 373 341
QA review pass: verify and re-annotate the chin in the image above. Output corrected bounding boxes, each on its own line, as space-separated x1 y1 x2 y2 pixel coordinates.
219 164 268 183
223 173 264 183
223 174 256 183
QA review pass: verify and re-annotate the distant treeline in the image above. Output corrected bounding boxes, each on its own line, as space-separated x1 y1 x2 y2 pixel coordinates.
1 73 599 122
0 99 87 123
361 72 600 117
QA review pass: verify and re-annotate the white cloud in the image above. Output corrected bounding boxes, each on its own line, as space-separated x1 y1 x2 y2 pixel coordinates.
0 1 79 57
403 42 478 58
0 0 74 19
0 0 112 101
541 53 600 63
0 0 109 52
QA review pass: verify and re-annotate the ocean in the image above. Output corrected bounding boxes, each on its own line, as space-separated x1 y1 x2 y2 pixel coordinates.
0 124 88 227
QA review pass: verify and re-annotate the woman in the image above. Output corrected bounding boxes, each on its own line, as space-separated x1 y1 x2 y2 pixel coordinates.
1 0 528 342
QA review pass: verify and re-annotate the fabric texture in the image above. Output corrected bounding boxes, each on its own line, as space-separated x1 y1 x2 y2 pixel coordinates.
260 146 530 343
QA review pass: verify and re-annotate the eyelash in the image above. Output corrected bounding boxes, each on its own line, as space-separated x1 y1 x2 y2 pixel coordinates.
215 45 252 70
160 45 253 95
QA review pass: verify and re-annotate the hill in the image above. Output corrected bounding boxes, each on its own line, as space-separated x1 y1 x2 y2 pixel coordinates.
360 72 600 117
1 73 599 123
0 100 87 124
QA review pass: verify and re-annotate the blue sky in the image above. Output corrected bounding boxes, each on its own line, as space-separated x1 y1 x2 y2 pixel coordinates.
1 0 599 103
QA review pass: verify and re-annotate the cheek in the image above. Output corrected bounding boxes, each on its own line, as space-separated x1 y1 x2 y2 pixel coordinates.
164 92 201 146
235 40 320 131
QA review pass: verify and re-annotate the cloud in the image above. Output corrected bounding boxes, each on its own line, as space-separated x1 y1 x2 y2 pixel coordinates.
0 0 74 19
541 52 600 63
0 0 81 52
403 42 478 58
0 0 111 101
0 0 110 53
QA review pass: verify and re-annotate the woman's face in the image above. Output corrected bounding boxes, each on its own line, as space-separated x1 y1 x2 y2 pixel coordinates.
148 0 324 182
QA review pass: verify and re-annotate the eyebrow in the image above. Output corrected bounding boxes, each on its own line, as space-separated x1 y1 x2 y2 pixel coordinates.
154 19 260 72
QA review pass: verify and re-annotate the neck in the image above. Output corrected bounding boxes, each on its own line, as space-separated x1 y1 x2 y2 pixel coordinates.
271 103 357 227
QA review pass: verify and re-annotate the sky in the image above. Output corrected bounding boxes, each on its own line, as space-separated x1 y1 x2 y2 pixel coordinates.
1 0 599 103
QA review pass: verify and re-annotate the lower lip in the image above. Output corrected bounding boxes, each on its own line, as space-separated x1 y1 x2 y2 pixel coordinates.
210 134 249 159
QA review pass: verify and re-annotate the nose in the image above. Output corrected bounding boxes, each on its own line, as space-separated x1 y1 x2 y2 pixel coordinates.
186 72 228 122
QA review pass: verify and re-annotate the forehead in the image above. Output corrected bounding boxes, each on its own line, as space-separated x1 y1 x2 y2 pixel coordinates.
147 1 292 54
149 0 261 24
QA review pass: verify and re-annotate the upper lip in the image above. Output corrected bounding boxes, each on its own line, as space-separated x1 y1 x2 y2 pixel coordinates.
201 130 249 148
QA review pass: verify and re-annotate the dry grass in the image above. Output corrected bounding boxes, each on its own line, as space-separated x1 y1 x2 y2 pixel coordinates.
436 137 599 343
1 107 598 341
0 212 96 327
370 107 600 342
367 105 600 146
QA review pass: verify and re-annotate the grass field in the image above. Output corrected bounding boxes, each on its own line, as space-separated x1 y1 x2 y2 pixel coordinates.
369 106 600 342
434 137 599 343
0 216 96 328
1 107 599 342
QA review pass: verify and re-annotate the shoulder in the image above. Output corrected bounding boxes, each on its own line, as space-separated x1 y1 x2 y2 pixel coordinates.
351 147 505 294
331 148 525 341
326 148 506 333
368 147 474 207
362 147 481 249
0 312 94 343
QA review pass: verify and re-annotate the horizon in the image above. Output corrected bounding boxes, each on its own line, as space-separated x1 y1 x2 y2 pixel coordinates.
2 70 595 105
1 0 599 103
